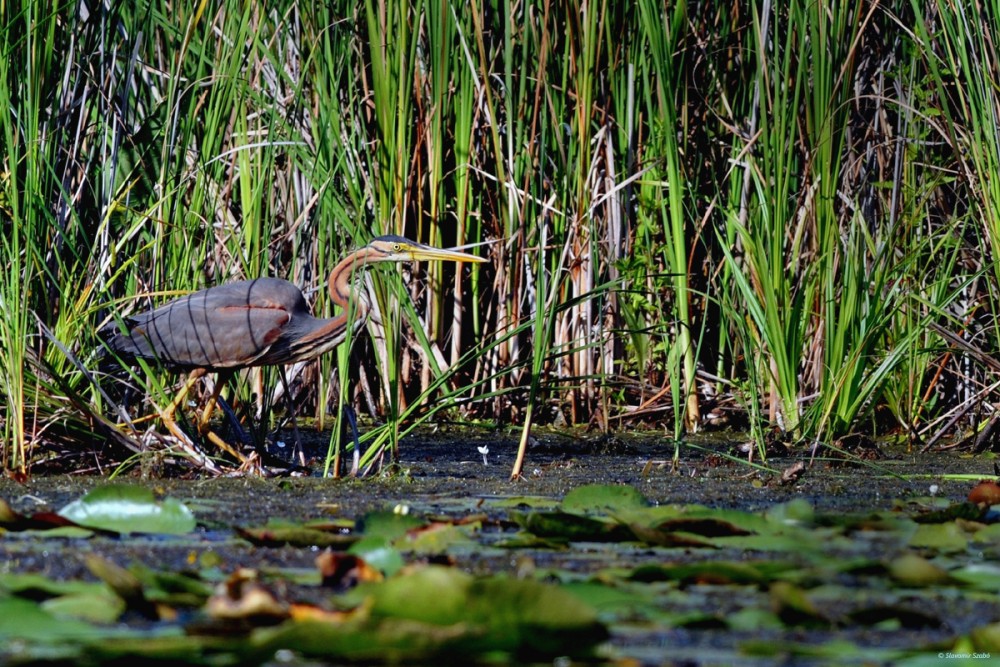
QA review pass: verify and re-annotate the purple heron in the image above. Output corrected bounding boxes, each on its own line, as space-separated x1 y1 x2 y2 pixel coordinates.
105 235 486 467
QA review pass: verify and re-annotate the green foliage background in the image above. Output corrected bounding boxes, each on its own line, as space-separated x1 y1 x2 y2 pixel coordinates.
1 0 998 470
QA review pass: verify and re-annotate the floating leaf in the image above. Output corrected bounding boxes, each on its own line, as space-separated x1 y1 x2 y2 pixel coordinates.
764 498 815 526
348 537 405 577
726 607 785 631
368 565 608 656
908 522 970 553
0 596 105 641
913 502 985 524
972 523 1000 545
560 484 649 514
81 634 229 665
237 518 358 548
627 515 752 547
887 553 955 587
0 497 80 532
511 510 633 542
250 565 607 662
629 561 781 585
57 485 195 535
0 573 108 600
848 604 942 629
358 510 426 539
626 524 718 548
949 563 1000 592
769 582 833 628
41 589 126 624
484 496 560 510
617 505 770 536
84 554 160 619
399 522 476 554
971 622 1000 652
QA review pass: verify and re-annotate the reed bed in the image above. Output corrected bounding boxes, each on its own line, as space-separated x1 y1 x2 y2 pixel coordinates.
1 0 998 474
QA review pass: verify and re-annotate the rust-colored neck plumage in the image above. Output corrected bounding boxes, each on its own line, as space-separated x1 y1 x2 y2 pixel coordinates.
327 246 383 311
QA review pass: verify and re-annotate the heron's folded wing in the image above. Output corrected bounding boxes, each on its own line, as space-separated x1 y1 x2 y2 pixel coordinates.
119 282 296 369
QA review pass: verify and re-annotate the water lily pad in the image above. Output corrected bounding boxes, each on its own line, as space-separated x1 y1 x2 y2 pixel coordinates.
765 498 816 526
0 596 105 641
908 522 970 553
769 581 832 627
0 497 79 532
511 510 634 542
41 589 126 624
358 510 426 539
57 485 195 535
399 522 476 554
0 572 108 599
367 565 608 656
252 565 607 662
560 484 649 514
237 525 358 548
949 563 1000 591
629 561 781 585
887 553 955 587
349 537 405 577
971 622 1000 652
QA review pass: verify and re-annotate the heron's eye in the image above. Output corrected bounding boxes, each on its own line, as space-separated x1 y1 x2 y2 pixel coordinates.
393 243 402 251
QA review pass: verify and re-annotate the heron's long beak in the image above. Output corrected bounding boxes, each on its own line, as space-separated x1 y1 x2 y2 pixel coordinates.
409 244 488 263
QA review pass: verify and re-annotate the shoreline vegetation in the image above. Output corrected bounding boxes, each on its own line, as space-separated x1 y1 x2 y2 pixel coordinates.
2 1 999 474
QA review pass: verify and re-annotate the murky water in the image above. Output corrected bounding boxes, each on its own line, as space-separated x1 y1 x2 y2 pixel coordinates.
1 428 996 665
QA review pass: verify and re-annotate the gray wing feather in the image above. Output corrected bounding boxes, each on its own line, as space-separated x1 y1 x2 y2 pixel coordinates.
107 278 308 370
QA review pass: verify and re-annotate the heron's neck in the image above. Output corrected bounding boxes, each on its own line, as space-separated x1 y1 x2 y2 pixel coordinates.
327 248 376 311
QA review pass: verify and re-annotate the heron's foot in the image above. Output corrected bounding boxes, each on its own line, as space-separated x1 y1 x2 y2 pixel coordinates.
155 411 222 474
197 426 253 465
230 450 265 476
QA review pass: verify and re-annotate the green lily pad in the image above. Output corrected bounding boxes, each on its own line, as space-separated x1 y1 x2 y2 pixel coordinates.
57 485 195 535
560 484 649 514
0 596 105 641
398 522 476 554
349 537 405 577
887 553 955 587
254 565 607 662
367 565 608 655
358 510 426 539
41 589 126 624
629 560 781 585
907 522 969 553
237 525 358 548
511 510 634 542
0 572 109 599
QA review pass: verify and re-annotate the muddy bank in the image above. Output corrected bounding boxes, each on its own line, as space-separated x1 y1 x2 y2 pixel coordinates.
5 429 987 523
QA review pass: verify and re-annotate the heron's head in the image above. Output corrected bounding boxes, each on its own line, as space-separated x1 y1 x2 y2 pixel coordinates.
365 235 487 264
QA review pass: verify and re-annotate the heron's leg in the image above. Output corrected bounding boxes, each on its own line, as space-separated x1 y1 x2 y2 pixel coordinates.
161 368 207 422
215 394 253 447
157 416 221 474
202 429 249 464
278 367 305 467
198 371 233 432
194 371 249 464
343 404 361 476
195 371 254 446
151 370 221 473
